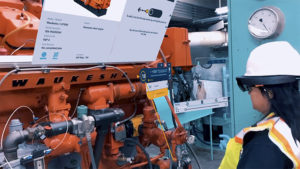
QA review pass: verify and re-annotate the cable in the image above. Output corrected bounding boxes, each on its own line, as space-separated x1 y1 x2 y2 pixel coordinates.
3 155 12 169
1 12 31 46
185 143 202 169
160 48 177 129
0 162 7 168
0 161 8 168
71 88 85 118
159 48 167 64
124 138 152 169
31 114 49 128
105 65 135 93
0 69 18 87
0 106 36 149
146 55 171 68
0 65 135 92
10 39 35 55
115 100 137 126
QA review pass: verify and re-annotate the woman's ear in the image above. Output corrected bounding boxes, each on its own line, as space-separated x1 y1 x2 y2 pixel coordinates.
263 88 274 99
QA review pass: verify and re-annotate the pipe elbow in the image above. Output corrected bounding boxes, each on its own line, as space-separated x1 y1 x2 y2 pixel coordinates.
83 85 114 109
83 86 111 102
3 130 29 161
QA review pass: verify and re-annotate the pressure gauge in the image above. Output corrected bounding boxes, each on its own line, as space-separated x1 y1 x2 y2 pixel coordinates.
248 6 285 39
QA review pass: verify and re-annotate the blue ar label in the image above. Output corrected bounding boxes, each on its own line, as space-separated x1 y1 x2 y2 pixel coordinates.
139 63 171 83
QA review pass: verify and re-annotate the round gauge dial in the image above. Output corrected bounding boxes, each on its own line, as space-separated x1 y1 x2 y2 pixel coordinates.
248 6 285 39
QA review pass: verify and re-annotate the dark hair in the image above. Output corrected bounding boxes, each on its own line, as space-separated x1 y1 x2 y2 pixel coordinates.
264 81 300 141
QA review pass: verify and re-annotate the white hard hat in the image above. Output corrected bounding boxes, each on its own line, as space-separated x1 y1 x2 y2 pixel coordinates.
236 41 300 91
245 41 300 76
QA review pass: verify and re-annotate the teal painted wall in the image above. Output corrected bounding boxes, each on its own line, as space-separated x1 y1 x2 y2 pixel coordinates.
229 0 300 134
155 96 213 129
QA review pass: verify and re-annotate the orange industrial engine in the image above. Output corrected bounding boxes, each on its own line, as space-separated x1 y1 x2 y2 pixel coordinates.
74 0 111 17
23 0 43 19
0 1 194 169
0 5 39 55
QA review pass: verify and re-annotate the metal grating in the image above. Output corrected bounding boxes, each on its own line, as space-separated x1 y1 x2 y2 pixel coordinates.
171 1 215 24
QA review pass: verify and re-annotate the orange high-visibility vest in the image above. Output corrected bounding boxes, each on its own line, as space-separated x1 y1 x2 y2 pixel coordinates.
219 113 300 169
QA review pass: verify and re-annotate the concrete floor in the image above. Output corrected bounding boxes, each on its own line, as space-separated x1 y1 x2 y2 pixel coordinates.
190 145 225 169
147 144 225 169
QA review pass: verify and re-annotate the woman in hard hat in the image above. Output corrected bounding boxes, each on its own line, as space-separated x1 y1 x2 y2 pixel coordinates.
219 41 300 169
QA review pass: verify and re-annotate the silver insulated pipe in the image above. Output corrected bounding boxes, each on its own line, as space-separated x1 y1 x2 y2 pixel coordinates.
189 31 228 47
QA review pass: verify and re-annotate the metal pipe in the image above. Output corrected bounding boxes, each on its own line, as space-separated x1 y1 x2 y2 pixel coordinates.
92 127 106 169
193 15 228 25
89 109 125 169
3 120 73 162
189 31 228 47
3 130 29 161
83 82 146 110
209 115 214 160
87 133 97 169
46 121 73 137
164 96 183 128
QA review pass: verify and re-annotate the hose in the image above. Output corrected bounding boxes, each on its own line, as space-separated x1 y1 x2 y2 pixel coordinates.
124 138 153 169
1 12 31 46
86 133 97 169
185 143 202 169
